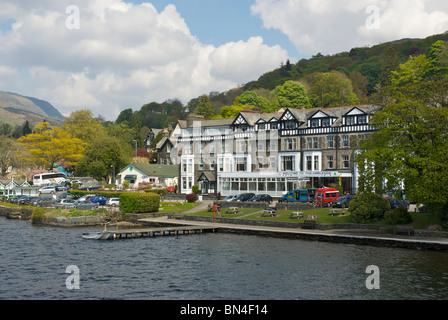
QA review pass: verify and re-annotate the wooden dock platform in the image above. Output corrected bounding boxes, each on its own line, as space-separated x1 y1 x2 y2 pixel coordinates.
109 226 219 239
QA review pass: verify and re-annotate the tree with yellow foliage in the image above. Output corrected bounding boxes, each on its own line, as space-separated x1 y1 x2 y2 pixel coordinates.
18 122 86 171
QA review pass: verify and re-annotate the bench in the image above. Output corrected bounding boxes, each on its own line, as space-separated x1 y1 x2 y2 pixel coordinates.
302 220 316 230
394 225 415 236
167 213 184 220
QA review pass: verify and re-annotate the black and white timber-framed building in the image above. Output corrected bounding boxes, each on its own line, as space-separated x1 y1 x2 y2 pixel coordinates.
170 105 381 197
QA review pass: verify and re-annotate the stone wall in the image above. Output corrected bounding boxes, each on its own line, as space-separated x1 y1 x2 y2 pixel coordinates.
0 206 33 220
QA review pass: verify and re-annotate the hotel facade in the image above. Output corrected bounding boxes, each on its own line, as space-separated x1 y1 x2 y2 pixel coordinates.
170 105 381 198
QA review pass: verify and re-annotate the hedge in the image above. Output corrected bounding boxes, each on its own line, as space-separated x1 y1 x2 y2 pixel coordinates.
119 192 160 214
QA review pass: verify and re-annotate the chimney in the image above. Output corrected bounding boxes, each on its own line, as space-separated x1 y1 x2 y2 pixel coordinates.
187 114 205 127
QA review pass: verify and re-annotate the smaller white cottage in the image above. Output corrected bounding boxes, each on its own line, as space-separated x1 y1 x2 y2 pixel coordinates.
0 179 40 199
117 163 178 190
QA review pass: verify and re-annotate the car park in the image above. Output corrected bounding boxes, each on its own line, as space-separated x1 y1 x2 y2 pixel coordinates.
106 198 120 207
249 194 273 203
18 196 37 205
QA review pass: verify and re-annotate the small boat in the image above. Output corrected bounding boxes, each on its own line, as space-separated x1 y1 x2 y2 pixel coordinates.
82 231 113 240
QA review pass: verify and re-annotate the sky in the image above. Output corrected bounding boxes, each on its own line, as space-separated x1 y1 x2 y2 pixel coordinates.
1 0 448 121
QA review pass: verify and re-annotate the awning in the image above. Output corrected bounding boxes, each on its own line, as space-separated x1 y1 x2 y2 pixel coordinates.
124 175 137 180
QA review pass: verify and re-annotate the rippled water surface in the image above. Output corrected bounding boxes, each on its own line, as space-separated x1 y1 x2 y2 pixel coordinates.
1 217 448 300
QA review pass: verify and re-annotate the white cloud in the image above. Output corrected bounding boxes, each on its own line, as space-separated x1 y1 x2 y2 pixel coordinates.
0 0 289 120
251 0 448 56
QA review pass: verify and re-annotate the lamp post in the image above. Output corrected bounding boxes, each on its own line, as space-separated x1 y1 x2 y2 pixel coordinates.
111 165 115 186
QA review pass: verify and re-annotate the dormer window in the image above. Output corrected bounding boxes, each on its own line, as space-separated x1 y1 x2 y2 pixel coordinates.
346 116 356 126
311 119 319 128
322 118 331 127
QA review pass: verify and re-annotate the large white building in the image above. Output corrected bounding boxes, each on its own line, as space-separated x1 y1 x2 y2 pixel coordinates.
170 105 381 197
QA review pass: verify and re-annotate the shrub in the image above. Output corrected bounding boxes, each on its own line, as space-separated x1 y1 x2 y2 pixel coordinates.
385 207 412 225
192 185 199 194
122 181 130 190
144 188 168 197
31 208 47 225
349 193 391 223
185 193 197 203
119 192 160 214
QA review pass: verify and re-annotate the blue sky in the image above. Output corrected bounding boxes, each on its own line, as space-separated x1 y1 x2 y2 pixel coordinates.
142 0 300 58
1 0 448 120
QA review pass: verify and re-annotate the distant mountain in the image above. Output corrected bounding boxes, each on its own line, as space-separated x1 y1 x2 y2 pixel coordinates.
0 91 64 127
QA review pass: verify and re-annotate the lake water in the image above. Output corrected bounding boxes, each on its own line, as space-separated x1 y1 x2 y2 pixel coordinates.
1 216 448 301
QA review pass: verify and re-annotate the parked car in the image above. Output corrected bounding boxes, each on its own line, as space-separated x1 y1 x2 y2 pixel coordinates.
223 195 237 202
39 186 56 194
106 198 120 207
32 197 56 207
91 196 108 205
55 199 76 209
51 184 68 192
249 194 273 203
234 193 255 202
78 194 96 201
331 195 354 208
389 199 410 210
74 200 98 210
18 196 37 205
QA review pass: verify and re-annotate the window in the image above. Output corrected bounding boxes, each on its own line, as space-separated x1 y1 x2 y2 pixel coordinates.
342 155 350 169
322 118 331 127
258 123 265 130
327 136 334 149
234 157 247 172
314 156 320 171
199 159 204 170
284 120 296 129
284 138 296 151
306 156 312 171
210 161 215 171
346 116 355 125
210 142 215 154
311 119 319 127
358 115 367 124
327 156 334 169
307 137 312 149
313 137 318 149
342 135 350 148
271 122 278 129
281 156 295 171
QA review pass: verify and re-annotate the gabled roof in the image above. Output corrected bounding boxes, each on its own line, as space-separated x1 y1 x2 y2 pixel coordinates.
120 163 178 177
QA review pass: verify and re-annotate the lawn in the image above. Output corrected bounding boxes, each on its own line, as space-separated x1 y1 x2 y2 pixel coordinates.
184 204 438 229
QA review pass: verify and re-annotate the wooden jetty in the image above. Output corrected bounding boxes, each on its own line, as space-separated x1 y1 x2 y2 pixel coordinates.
108 226 219 240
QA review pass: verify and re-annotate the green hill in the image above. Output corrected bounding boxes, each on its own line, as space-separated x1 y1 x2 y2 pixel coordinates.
0 91 64 128
242 32 448 94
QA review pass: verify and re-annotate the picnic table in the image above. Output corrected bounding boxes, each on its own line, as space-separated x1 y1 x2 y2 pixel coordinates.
329 208 345 216
290 212 304 219
306 215 319 220
261 209 278 217
225 207 239 214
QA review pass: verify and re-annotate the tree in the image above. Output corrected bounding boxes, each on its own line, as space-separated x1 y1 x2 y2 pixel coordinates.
18 122 85 170
304 71 359 108
0 136 19 176
195 95 215 119
75 135 131 181
380 47 400 87
63 109 107 142
355 46 448 221
272 80 311 109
